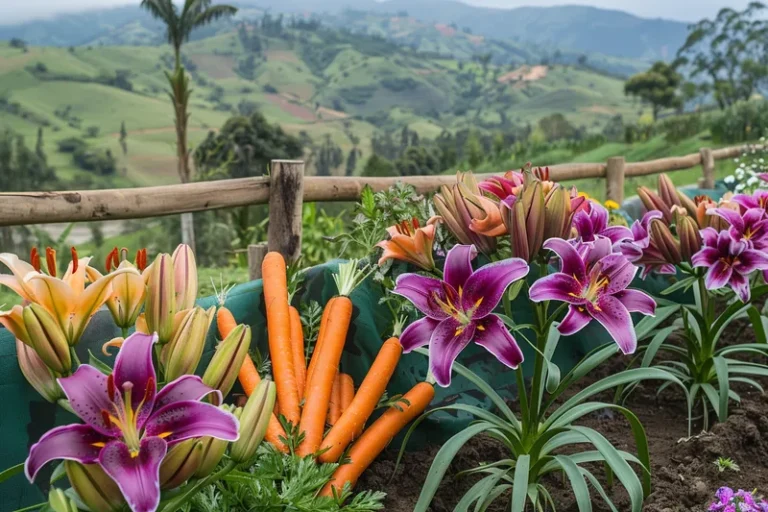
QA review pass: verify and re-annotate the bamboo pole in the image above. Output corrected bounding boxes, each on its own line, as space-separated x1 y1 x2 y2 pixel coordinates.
605 157 625 205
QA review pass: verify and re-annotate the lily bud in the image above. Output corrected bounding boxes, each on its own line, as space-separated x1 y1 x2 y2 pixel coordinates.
23 304 71 374
65 461 123 512
17 338 63 402
503 180 545 262
145 253 176 344
543 186 572 241
432 173 497 255
48 488 78 512
159 439 204 490
677 213 703 264
0 305 30 345
203 324 251 398
194 405 237 478
106 261 146 330
637 186 671 223
650 219 682 266
658 174 681 210
230 379 276 463
172 244 198 311
164 306 216 381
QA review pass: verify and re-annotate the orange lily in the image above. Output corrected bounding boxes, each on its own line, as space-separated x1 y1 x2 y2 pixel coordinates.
377 218 438 271
0 248 137 346
87 248 147 332
0 305 30 345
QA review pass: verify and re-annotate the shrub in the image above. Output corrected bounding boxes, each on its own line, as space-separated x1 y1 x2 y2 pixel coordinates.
659 113 703 142
710 100 768 143
56 137 86 153
72 147 116 175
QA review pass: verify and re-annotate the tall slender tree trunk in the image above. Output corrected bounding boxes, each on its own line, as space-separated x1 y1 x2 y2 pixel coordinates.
172 46 196 252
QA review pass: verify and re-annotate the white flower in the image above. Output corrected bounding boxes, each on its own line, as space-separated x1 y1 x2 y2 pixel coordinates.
736 169 745 179
735 184 746 192
748 176 759 186
724 175 735 184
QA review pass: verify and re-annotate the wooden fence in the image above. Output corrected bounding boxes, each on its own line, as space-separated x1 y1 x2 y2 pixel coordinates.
0 145 749 278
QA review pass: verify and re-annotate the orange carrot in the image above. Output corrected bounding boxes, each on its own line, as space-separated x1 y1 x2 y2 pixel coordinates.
318 338 402 463
216 307 237 339
297 297 352 457
262 252 300 425
328 373 342 425
320 382 435 496
339 373 354 415
305 297 337 399
289 306 306 397
238 353 262 397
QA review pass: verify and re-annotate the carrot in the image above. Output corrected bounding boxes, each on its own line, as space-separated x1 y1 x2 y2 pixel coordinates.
297 298 352 456
320 381 435 496
304 297 337 399
318 338 402 463
339 373 354 415
262 252 301 425
218 307 288 454
289 306 306 397
328 373 342 426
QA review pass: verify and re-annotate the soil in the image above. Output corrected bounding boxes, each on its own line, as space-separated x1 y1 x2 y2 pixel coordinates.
357 320 768 511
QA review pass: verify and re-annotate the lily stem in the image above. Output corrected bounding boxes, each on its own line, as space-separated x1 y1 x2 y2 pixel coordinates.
121 326 129 339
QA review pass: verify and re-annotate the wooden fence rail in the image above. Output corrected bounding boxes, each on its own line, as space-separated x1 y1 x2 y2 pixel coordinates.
0 143 751 269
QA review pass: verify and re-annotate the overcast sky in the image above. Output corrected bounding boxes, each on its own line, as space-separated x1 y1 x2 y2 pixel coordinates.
0 0 753 24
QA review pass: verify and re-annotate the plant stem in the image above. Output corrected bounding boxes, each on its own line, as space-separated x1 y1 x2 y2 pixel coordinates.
526 307 548 440
121 326 129 339
160 460 237 512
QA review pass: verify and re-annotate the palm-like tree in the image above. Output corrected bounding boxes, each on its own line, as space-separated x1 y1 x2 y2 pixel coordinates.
140 0 237 249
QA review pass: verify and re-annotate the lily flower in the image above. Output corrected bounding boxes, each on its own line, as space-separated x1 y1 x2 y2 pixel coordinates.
172 244 198 311
392 244 529 386
0 249 137 345
733 189 768 214
709 207 768 250
87 248 148 331
692 228 768 303
572 200 633 245
695 195 732 230
377 218 439 270
616 211 676 278
25 332 240 512
530 237 656 354
432 172 498 255
478 170 524 199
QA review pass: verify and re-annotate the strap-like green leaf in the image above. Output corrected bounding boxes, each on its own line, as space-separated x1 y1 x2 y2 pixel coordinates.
413 422 495 512
713 356 729 422
582 468 620 512
510 454 530 512
0 463 24 484
547 343 618 406
660 276 696 296
730 376 764 393
88 350 113 375
543 324 562 395
634 305 679 341
554 456 592 512
746 306 767 344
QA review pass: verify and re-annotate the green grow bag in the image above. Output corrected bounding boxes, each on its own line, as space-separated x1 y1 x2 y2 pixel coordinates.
0 261 686 510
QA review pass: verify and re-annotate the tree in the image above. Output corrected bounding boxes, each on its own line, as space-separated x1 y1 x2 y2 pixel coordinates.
119 121 128 155
194 111 303 248
345 148 359 176
538 113 577 141
465 131 483 169
677 3 768 110
315 135 343 177
624 61 682 120
140 0 238 251
362 154 396 177
395 146 442 176
35 127 46 162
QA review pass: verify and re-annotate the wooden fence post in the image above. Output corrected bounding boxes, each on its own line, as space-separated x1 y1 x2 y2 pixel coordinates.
247 242 269 281
605 156 625 205
267 160 305 263
699 147 715 189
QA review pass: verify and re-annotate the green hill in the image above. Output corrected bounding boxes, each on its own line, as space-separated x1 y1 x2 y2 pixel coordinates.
0 23 647 188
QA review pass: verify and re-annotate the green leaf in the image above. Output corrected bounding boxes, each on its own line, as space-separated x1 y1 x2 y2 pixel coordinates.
730 376 764 393
640 326 678 369
660 276 696 296
582 469 620 512
0 463 24 484
50 462 66 484
548 343 618 404
543 324 562 395
634 305 679 341
554 455 592 512
713 356 729 422
414 348 518 427
510 454 530 512
701 383 721 421
413 423 495 512
453 472 504 512
88 350 113 375
569 426 644 512
727 364 768 378
718 343 768 357
746 306 767 344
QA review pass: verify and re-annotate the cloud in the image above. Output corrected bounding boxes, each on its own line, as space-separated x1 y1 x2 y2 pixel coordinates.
0 0 134 24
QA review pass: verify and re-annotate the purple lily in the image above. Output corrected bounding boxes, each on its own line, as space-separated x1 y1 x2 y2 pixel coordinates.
572 201 633 245
710 207 768 250
691 228 768 303
617 210 676 278
25 332 239 512
393 244 529 386
733 190 768 215
529 237 655 354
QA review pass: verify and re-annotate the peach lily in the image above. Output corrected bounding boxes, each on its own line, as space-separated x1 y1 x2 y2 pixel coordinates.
377 218 439 271
88 249 148 333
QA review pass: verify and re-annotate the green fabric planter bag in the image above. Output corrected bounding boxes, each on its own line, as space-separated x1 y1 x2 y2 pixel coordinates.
0 260 687 509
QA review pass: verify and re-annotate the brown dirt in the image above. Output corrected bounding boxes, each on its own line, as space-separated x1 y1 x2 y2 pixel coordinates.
498 65 548 84
265 93 317 121
316 106 348 120
434 24 457 37
358 324 768 511
187 54 236 79
265 50 300 64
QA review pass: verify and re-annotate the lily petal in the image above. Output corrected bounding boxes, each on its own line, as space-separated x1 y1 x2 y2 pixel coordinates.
602 225 634 244
154 375 221 410
734 248 768 274
461 257 529 317
474 315 523 369
443 244 477 291
691 247 720 267
25 273 75 334
399 316 441 352
113 332 157 430
428 317 476 387
705 260 733 290
542 238 586 282
25 424 109 482
600 254 638 295
529 273 584 304
588 295 636 354
0 253 38 301
144 401 239 446
71 267 137 343
392 273 450 320
99 438 167 512
58 366 122 437
559 306 592 336
729 272 751 303
615 289 656 316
